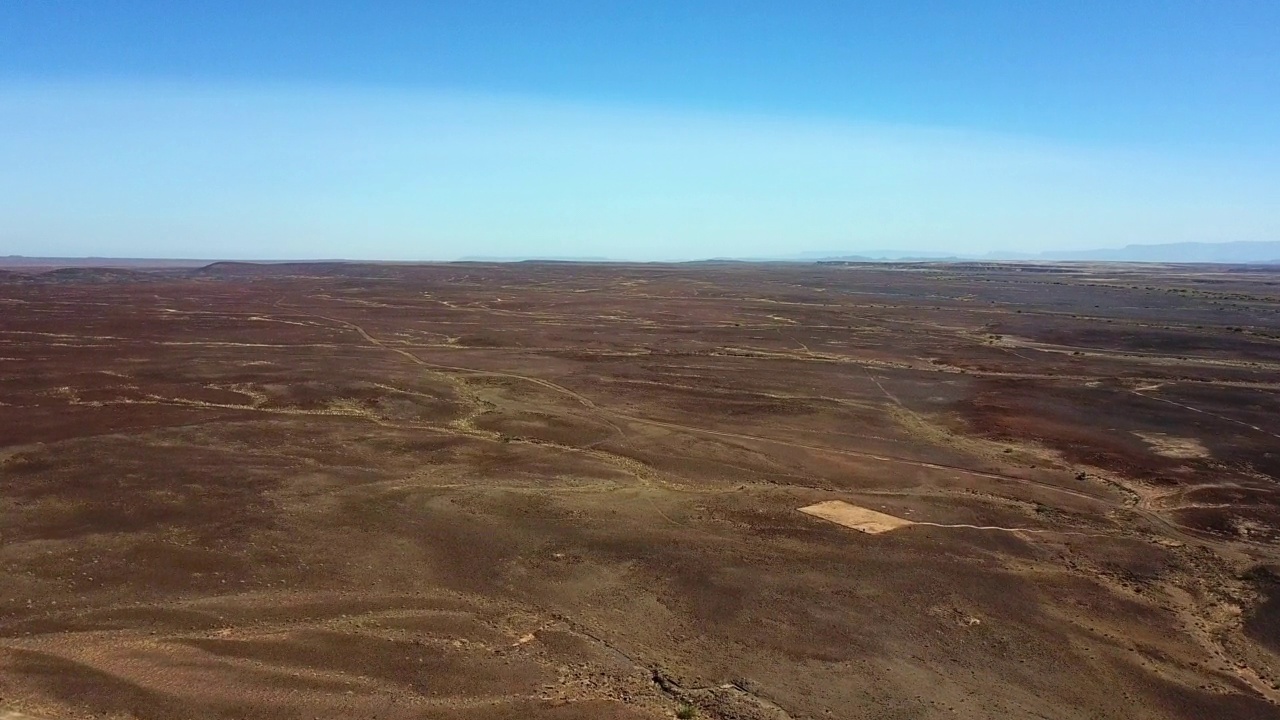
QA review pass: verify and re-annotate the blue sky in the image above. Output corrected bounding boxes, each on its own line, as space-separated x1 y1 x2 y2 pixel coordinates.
2 2 1278 260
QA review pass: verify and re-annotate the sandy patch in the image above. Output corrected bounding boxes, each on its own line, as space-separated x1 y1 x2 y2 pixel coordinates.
1134 432 1210 459
799 500 914 534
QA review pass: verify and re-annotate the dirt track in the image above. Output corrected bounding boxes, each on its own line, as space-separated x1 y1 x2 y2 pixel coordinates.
2 261 1279 719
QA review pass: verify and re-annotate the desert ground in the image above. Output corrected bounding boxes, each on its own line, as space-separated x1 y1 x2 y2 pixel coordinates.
1 260 1279 719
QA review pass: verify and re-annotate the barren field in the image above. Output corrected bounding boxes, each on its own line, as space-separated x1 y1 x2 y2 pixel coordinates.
2 260 1279 719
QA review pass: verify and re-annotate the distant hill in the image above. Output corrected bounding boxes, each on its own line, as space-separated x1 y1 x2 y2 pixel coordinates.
6 241 1278 271
801 241 1280 264
1031 241 1280 264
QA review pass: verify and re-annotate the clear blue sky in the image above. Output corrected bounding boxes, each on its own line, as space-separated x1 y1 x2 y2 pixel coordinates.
2 2 1278 260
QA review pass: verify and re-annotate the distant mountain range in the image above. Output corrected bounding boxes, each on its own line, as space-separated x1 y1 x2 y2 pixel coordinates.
777 241 1280 264
1024 241 1280 264
4 241 1278 268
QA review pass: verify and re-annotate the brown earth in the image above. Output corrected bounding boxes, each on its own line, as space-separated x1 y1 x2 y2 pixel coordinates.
1 260 1279 719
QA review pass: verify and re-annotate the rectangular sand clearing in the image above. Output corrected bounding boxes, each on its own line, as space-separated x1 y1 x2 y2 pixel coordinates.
799 500 914 534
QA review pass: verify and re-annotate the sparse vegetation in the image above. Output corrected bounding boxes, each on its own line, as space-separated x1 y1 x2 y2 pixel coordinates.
3 261 1277 719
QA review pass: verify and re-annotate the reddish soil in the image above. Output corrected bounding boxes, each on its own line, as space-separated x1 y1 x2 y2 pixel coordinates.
1 260 1279 719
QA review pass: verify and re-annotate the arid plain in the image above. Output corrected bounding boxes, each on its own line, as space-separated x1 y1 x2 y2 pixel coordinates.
2 261 1279 719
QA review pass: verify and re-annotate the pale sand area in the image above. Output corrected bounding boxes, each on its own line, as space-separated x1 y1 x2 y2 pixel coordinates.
798 500 914 533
